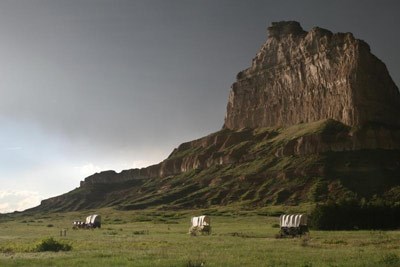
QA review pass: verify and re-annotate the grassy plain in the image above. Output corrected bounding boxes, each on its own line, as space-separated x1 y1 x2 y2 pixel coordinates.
0 207 399 266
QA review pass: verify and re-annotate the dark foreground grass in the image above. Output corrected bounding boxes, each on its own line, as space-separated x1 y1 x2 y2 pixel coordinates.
0 207 399 266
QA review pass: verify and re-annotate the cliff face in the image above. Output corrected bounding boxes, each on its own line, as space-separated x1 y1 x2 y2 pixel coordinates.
224 21 400 129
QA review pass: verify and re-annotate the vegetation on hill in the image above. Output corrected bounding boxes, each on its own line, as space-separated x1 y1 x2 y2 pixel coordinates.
31 119 400 217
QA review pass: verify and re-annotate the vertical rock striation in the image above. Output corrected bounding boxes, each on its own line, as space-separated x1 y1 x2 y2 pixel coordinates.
224 21 400 129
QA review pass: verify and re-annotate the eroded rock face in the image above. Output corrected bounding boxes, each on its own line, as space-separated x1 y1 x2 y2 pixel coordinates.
76 120 400 187
224 21 400 129
78 128 255 186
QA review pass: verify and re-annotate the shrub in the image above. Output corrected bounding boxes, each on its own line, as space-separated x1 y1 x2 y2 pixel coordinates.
310 202 400 230
35 237 72 252
308 179 328 202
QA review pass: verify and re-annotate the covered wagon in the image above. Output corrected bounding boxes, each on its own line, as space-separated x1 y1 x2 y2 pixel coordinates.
85 214 101 228
73 214 101 229
279 214 308 237
189 215 211 235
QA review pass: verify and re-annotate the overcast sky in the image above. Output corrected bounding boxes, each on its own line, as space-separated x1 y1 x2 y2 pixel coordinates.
1 0 399 213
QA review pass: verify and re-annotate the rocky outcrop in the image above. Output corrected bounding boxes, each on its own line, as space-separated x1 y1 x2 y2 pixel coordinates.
224 21 400 129
79 128 255 186
76 119 400 188
31 22 400 212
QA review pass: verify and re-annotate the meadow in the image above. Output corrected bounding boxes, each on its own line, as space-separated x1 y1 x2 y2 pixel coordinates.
0 207 399 266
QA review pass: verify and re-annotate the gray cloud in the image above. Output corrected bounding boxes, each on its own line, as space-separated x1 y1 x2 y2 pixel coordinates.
0 0 399 211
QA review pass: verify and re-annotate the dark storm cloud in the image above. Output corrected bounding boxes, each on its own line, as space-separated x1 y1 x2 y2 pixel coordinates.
1 0 400 212
1 0 399 159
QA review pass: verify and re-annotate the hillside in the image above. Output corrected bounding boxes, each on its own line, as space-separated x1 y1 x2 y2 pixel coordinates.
32 119 400 212
30 21 400 212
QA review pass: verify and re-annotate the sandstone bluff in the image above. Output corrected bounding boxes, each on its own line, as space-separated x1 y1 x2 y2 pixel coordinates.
224 21 400 129
32 21 400 212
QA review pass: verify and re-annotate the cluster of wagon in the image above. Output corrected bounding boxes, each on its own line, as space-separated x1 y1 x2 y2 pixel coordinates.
72 214 101 229
71 213 308 237
187 214 308 237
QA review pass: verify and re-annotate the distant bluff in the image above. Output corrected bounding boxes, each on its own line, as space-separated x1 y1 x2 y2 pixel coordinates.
224 21 400 129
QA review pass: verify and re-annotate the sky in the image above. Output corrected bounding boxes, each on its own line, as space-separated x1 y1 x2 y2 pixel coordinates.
1 0 399 213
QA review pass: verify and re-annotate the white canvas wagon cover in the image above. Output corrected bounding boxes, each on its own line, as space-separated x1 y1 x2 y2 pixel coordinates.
280 214 307 228
191 215 211 227
85 214 101 225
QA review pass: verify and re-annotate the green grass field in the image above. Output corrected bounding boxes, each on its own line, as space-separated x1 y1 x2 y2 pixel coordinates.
1 208 399 266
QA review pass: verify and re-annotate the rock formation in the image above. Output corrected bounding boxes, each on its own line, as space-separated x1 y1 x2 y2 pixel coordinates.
224 21 400 129
30 22 400 212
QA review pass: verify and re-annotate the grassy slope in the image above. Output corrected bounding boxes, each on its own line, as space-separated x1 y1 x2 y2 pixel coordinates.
1 208 400 266
34 119 400 212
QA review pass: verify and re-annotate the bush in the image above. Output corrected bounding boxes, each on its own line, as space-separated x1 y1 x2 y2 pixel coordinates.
308 179 328 202
310 202 400 230
35 237 72 252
